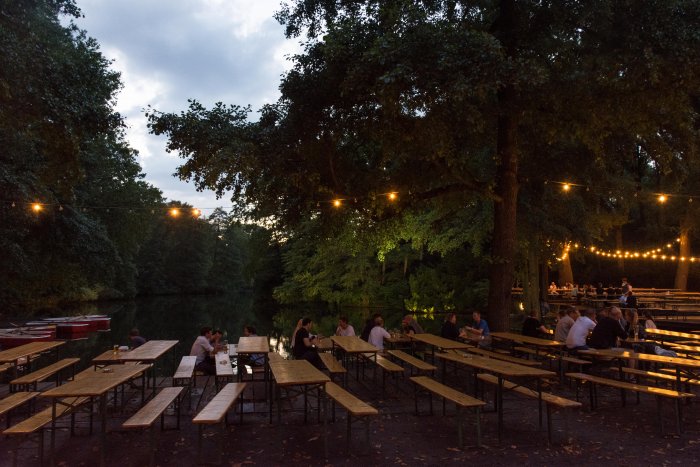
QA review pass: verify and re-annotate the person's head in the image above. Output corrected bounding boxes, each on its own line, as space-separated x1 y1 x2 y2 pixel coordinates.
374 316 384 327
597 308 609 320
644 310 654 321
582 308 596 321
626 290 634 297
609 307 623 320
472 311 481 323
200 326 212 337
558 310 567 319
243 325 256 336
129 328 140 337
211 329 223 342
568 307 581 320
446 313 457 324
302 318 313 330
338 316 349 329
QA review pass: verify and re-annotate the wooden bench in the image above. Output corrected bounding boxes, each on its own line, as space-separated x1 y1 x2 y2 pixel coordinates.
387 350 436 375
0 392 40 429
192 382 246 464
173 356 196 388
476 373 581 443
319 352 347 383
409 376 485 448
374 355 404 392
463 347 542 366
566 372 694 434
324 382 378 455
123 387 184 466
620 367 700 391
3 396 90 465
10 358 80 392
513 346 590 379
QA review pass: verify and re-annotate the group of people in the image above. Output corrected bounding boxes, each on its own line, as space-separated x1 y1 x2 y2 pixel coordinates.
440 311 491 347
547 277 639 308
189 324 263 375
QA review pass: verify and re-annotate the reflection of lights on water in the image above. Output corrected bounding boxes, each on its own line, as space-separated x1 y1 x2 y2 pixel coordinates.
269 336 290 359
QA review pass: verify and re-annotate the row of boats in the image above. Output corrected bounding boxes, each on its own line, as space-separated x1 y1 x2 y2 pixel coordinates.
0 315 111 348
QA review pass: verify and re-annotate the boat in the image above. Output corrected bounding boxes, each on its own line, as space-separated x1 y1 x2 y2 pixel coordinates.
41 315 111 333
54 323 91 339
0 330 53 349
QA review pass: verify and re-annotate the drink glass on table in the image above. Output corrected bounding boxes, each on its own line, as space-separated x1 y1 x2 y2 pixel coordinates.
113 345 119 355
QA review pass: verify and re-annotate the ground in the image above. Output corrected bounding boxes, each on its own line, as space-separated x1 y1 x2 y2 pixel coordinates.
3 361 700 466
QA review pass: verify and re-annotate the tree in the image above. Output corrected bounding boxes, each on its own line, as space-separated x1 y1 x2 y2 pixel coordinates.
149 1 700 329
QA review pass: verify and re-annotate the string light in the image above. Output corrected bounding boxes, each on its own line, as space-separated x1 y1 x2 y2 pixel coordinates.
333 199 342 208
562 183 571 192
191 208 201 217
169 208 179 217
388 192 397 201
32 203 42 212
658 194 667 203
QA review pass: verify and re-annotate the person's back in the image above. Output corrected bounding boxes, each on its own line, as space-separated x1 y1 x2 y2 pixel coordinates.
589 314 627 349
368 317 390 350
566 312 596 350
522 316 542 338
554 314 575 343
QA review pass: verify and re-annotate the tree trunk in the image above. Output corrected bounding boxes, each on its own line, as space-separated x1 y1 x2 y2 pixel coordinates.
487 0 519 333
674 210 693 290
522 249 540 319
559 249 574 285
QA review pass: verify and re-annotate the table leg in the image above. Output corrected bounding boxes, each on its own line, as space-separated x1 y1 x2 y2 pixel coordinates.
50 399 57 467
497 376 504 443
100 393 107 467
537 378 543 428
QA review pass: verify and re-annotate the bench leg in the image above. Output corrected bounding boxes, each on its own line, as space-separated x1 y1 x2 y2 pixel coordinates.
456 406 463 449
657 396 663 434
150 424 157 467
675 399 682 435
475 406 481 448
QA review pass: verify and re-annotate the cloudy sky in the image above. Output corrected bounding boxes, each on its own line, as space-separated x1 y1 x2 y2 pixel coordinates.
72 0 300 212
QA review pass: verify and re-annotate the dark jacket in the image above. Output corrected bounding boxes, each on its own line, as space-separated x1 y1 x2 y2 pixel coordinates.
589 316 627 349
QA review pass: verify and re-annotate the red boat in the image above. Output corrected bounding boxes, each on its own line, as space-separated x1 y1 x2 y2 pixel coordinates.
54 323 91 339
41 315 110 333
0 330 53 349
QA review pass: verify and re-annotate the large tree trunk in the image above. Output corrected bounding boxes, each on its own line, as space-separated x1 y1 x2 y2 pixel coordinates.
522 249 540 319
487 0 519 332
674 210 693 290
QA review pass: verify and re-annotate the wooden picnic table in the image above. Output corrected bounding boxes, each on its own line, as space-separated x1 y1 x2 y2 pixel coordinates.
41 363 151 467
578 348 700 389
269 359 330 424
215 350 234 391
93 340 178 395
408 333 471 363
383 333 412 350
331 336 379 383
236 336 270 400
490 332 564 359
434 351 555 442
644 328 700 344
0 341 65 379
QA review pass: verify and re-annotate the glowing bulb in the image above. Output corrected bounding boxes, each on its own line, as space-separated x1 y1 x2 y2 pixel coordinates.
169 208 179 217
661 255 667 260
562 183 571 192
32 203 42 212
680 257 686 261
691 258 696 262
671 256 676 260
667 244 672 248
590 247 596 252
658 194 667 203
676 238 681 242
192 208 201 217
333 199 341 207
388 192 397 201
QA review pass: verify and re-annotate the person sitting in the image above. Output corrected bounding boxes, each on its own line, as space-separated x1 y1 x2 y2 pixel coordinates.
292 318 323 369
243 325 265 367
290 319 303 350
335 316 356 337
554 307 579 343
589 307 628 349
548 282 559 295
402 315 425 336
566 308 596 353
466 311 491 348
441 313 467 341
643 310 658 330
210 329 223 346
623 291 637 308
128 328 146 349
190 326 219 375
360 313 382 341
522 310 549 338
368 316 391 351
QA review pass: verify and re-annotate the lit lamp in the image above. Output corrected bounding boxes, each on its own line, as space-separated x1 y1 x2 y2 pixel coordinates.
658 194 667 203
169 208 179 217
388 192 397 201
333 199 341 207
562 183 571 192
191 208 201 217
32 203 42 212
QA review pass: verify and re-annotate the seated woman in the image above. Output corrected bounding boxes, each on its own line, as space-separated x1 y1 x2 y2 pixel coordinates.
440 313 466 341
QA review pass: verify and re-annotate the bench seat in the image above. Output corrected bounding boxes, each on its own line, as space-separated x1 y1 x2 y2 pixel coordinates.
319 353 346 378
192 382 246 464
374 355 404 392
10 358 80 392
566 372 694 434
4 396 90 435
464 347 542 366
0 392 41 428
477 373 580 443
325 382 378 455
409 376 485 448
387 350 436 374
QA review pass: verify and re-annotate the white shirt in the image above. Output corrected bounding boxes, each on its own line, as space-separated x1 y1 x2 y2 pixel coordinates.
190 335 213 364
368 326 390 350
336 324 356 337
566 316 596 349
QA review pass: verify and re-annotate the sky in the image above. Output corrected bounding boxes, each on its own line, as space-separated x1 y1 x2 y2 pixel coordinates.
72 0 301 213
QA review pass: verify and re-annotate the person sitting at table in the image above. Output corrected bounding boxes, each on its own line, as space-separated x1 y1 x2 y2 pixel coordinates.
335 316 356 337
128 328 146 349
643 310 658 330
210 329 223 346
190 326 220 375
402 315 425 335
554 307 579 343
622 291 637 308
522 309 549 338
566 308 596 353
548 282 559 295
368 316 391 351
589 306 628 349
242 325 265 367
293 318 324 369
441 313 467 341
291 319 303 350
360 313 382 341
467 311 491 348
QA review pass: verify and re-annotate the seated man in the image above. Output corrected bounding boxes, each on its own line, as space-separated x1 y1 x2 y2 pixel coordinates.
190 326 219 375
128 328 146 349
335 316 356 337
441 313 466 341
554 307 579 343
467 311 491 348
566 309 596 353
293 318 323 369
522 310 549 338
368 316 391 351
589 306 628 349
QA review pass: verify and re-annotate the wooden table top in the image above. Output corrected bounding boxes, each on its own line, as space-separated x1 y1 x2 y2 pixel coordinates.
92 349 132 364
331 336 378 354
0 340 65 363
668 343 700 353
435 351 555 378
215 351 234 377
40 364 151 398
269 359 330 386
645 329 700 340
237 336 269 354
316 337 334 351
464 347 542 366
409 333 471 350
384 334 412 344
490 332 564 347
119 340 179 362
578 348 700 368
